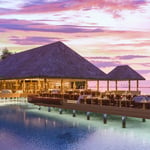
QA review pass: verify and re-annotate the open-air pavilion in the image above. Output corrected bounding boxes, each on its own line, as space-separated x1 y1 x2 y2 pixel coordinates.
0 41 149 126
0 41 107 94
107 65 145 95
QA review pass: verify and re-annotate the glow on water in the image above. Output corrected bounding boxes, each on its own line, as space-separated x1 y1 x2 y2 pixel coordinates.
0 103 150 150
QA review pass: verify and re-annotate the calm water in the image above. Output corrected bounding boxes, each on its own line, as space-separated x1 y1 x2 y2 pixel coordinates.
0 102 150 150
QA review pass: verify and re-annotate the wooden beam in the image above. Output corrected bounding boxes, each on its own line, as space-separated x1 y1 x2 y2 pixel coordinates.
3 80 6 89
73 81 76 90
97 80 99 92
136 80 139 92
38 79 41 92
128 80 131 92
85 80 88 90
22 79 25 92
115 80 118 91
60 79 64 93
44 78 47 91
107 80 109 91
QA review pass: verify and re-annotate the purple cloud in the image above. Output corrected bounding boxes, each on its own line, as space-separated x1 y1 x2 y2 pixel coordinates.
140 63 150 67
116 55 150 60
0 29 5 32
90 60 121 68
0 19 104 33
0 8 15 13
86 56 150 70
10 36 62 45
86 56 111 60
138 70 150 74
85 55 150 61
23 0 49 7
133 0 146 4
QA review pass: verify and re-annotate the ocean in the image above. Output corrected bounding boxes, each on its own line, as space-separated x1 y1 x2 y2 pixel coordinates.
88 80 150 95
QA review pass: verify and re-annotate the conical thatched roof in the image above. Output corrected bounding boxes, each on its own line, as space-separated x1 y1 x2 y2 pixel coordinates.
0 41 106 80
107 65 145 80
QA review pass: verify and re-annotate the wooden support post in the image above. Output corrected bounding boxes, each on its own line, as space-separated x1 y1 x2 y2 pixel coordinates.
60 79 64 93
128 80 131 92
38 79 41 92
47 79 49 90
107 80 109 92
4 80 6 89
97 80 99 92
22 79 25 92
115 80 118 91
59 108 63 114
3 80 5 89
0 81 1 90
86 112 90 120
85 80 88 90
122 116 126 128
72 110 76 117
48 107 51 112
24 80 26 92
137 80 139 92
142 118 146 122
17 80 19 90
103 114 107 124
7 81 8 89
73 82 76 90
30 79 32 93
44 78 47 92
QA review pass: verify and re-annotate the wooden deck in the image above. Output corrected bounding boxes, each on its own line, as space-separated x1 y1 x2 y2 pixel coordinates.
34 102 150 119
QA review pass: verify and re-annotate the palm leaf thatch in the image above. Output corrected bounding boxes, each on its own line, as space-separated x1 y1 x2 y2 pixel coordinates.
0 41 107 80
107 65 145 80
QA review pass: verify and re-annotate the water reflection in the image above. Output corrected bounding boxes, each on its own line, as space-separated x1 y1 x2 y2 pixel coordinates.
0 103 150 150
0 104 94 150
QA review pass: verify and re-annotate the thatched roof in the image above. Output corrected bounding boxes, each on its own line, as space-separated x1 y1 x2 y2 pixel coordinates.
0 41 107 80
107 65 145 80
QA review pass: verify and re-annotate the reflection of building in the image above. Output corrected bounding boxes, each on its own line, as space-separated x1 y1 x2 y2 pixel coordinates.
0 41 106 94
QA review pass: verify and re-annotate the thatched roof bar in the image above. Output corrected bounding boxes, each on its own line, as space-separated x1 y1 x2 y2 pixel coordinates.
0 41 107 80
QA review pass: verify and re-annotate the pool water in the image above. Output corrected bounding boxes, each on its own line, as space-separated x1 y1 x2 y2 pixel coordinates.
0 102 150 150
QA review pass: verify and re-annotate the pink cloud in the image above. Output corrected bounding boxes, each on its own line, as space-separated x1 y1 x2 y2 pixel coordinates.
86 55 150 61
110 42 150 47
101 30 150 39
0 0 148 17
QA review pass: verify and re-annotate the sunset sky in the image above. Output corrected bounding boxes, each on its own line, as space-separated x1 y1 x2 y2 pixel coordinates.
0 0 150 79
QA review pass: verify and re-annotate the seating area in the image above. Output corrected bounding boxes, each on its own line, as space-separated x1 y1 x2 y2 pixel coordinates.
26 89 150 110
1 87 149 110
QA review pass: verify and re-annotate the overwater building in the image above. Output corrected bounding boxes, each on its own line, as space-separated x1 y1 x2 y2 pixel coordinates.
0 41 107 94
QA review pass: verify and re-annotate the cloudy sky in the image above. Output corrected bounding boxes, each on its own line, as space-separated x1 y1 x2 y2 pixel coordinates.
0 0 150 79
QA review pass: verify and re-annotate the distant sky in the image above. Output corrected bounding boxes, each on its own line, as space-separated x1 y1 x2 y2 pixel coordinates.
0 0 150 79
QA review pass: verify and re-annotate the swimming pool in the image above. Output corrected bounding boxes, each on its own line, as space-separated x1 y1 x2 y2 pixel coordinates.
0 102 150 150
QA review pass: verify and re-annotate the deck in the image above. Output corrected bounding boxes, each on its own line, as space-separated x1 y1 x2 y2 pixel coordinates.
34 102 150 119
